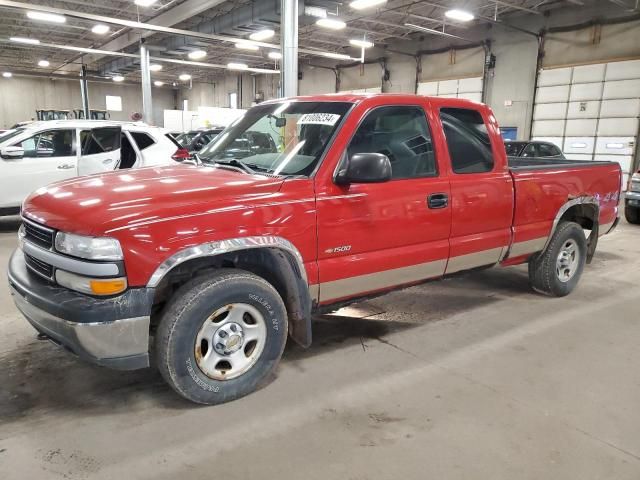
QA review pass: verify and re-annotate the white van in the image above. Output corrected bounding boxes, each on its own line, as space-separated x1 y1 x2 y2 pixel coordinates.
0 120 184 215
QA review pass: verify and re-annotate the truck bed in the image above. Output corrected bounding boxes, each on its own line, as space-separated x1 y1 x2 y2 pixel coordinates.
508 156 617 171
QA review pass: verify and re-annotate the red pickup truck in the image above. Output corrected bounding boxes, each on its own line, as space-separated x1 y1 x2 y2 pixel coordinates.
9 94 621 404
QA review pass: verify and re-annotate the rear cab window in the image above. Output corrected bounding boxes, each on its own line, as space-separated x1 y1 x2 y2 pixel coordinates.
440 107 494 174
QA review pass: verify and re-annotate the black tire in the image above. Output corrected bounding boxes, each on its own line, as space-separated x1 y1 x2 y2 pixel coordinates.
156 269 288 405
528 221 587 297
625 203 640 225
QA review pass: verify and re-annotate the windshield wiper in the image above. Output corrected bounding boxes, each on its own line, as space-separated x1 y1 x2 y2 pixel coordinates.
214 158 256 174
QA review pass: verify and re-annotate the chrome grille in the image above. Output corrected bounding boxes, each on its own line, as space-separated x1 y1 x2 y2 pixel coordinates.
23 218 55 250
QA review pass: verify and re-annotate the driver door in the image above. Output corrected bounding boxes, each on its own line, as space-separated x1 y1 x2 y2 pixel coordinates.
1 128 77 208
78 127 121 176
315 103 451 304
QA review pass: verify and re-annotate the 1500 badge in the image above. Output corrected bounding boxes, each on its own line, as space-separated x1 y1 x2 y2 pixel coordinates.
324 245 352 254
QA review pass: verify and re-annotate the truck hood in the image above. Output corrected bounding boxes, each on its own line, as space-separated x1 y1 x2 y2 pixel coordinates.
22 164 285 235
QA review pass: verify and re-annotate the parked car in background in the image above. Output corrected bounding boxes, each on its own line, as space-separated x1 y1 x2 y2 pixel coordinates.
625 170 640 224
505 140 565 159
0 120 184 216
176 128 224 153
9 94 621 404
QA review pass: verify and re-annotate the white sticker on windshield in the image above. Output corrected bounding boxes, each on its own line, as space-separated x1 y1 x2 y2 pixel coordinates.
297 113 341 126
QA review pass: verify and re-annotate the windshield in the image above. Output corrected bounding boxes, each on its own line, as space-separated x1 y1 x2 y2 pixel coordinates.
0 128 25 144
198 101 352 176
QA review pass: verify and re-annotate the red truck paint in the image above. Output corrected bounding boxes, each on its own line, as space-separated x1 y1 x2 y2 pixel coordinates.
22 94 621 306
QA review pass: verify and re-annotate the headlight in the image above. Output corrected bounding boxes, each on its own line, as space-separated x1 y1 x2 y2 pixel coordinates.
56 270 127 296
55 232 123 261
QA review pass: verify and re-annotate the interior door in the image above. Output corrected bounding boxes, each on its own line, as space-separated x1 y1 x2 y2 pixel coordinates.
315 104 451 304
78 127 121 176
1 128 77 208
439 107 514 274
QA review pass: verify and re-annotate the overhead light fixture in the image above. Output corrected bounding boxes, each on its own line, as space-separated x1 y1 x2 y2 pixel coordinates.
235 41 260 51
27 11 66 23
37 60 50 67
316 18 346 30
320 52 352 60
91 24 110 35
268 51 282 60
187 50 207 60
112 75 125 82
444 9 475 22
149 64 163 72
179 73 192 81
10 36 40 45
154 80 164 86
134 0 158 6
227 63 248 70
249 29 275 41
349 39 374 48
2 72 12 78
350 0 387 10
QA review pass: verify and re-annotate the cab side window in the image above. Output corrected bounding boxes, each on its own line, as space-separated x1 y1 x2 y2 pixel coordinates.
17 129 75 158
440 108 494 174
538 143 561 157
522 143 538 157
347 106 436 179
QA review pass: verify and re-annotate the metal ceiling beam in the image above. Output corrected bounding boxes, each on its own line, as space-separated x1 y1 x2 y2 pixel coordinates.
489 0 542 14
404 23 475 42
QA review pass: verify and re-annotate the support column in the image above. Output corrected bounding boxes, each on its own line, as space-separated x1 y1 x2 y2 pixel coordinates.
281 0 298 98
79 64 89 119
140 42 153 124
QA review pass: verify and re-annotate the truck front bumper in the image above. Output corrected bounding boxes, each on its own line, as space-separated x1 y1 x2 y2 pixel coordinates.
625 190 640 207
8 249 154 370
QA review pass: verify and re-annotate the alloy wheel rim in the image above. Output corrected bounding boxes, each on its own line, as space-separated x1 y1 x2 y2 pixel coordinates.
556 239 579 283
194 303 267 380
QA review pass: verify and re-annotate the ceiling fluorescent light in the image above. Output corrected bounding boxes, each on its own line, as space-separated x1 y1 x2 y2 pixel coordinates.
10 36 40 45
350 0 387 10
316 18 346 30
112 75 125 82
320 52 352 60
154 80 164 86
249 29 274 41
268 51 282 60
444 9 475 22
134 0 158 6
91 24 110 35
227 63 249 70
27 11 66 23
305 6 327 18
38 60 50 67
149 64 163 72
235 41 260 51
179 74 192 81
349 39 374 48
187 50 207 60
2 72 12 78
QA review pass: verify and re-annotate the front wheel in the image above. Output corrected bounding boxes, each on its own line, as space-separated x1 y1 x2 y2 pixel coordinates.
625 202 640 225
156 269 288 404
528 221 587 297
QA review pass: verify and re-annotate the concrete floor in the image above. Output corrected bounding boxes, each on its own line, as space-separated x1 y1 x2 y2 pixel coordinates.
0 215 639 479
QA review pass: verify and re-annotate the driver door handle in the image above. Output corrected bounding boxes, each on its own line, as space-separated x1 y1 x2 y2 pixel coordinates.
427 193 448 209
57 163 75 170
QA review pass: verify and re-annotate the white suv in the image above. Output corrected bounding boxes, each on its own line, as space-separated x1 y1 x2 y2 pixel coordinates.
0 120 185 215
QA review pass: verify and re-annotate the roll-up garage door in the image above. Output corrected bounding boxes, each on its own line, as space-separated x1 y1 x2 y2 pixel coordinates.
532 59 640 188
416 76 483 103
338 86 382 94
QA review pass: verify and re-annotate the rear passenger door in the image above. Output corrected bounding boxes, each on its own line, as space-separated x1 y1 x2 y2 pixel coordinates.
315 103 451 304
439 107 514 274
78 127 121 176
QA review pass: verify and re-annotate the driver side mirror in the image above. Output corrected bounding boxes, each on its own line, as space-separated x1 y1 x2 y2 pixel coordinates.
335 152 392 185
1 146 24 160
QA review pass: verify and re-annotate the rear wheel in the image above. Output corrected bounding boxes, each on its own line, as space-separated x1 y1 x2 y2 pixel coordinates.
156 269 288 404
528 221 587 297
625 202 640 225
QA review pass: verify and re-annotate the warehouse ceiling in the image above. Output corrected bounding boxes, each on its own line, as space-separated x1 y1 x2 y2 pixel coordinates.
0 0 637 85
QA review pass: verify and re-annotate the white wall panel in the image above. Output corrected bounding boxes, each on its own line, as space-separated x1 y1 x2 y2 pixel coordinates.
566 118 598 136
569 82 603 101
438 80 459 95
605 59 640 81
563 137 595 154
458 77 483 93
532 120 566 137
602 79 640 99
536 85 570 103
595 154 632 173
417 82 438 96
537 68 572 86
600 99 640 118
572 64 606 83
597 117 639 136
458 92 482 102
534 102 568 120
596 137 636 155
566 101 600 118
